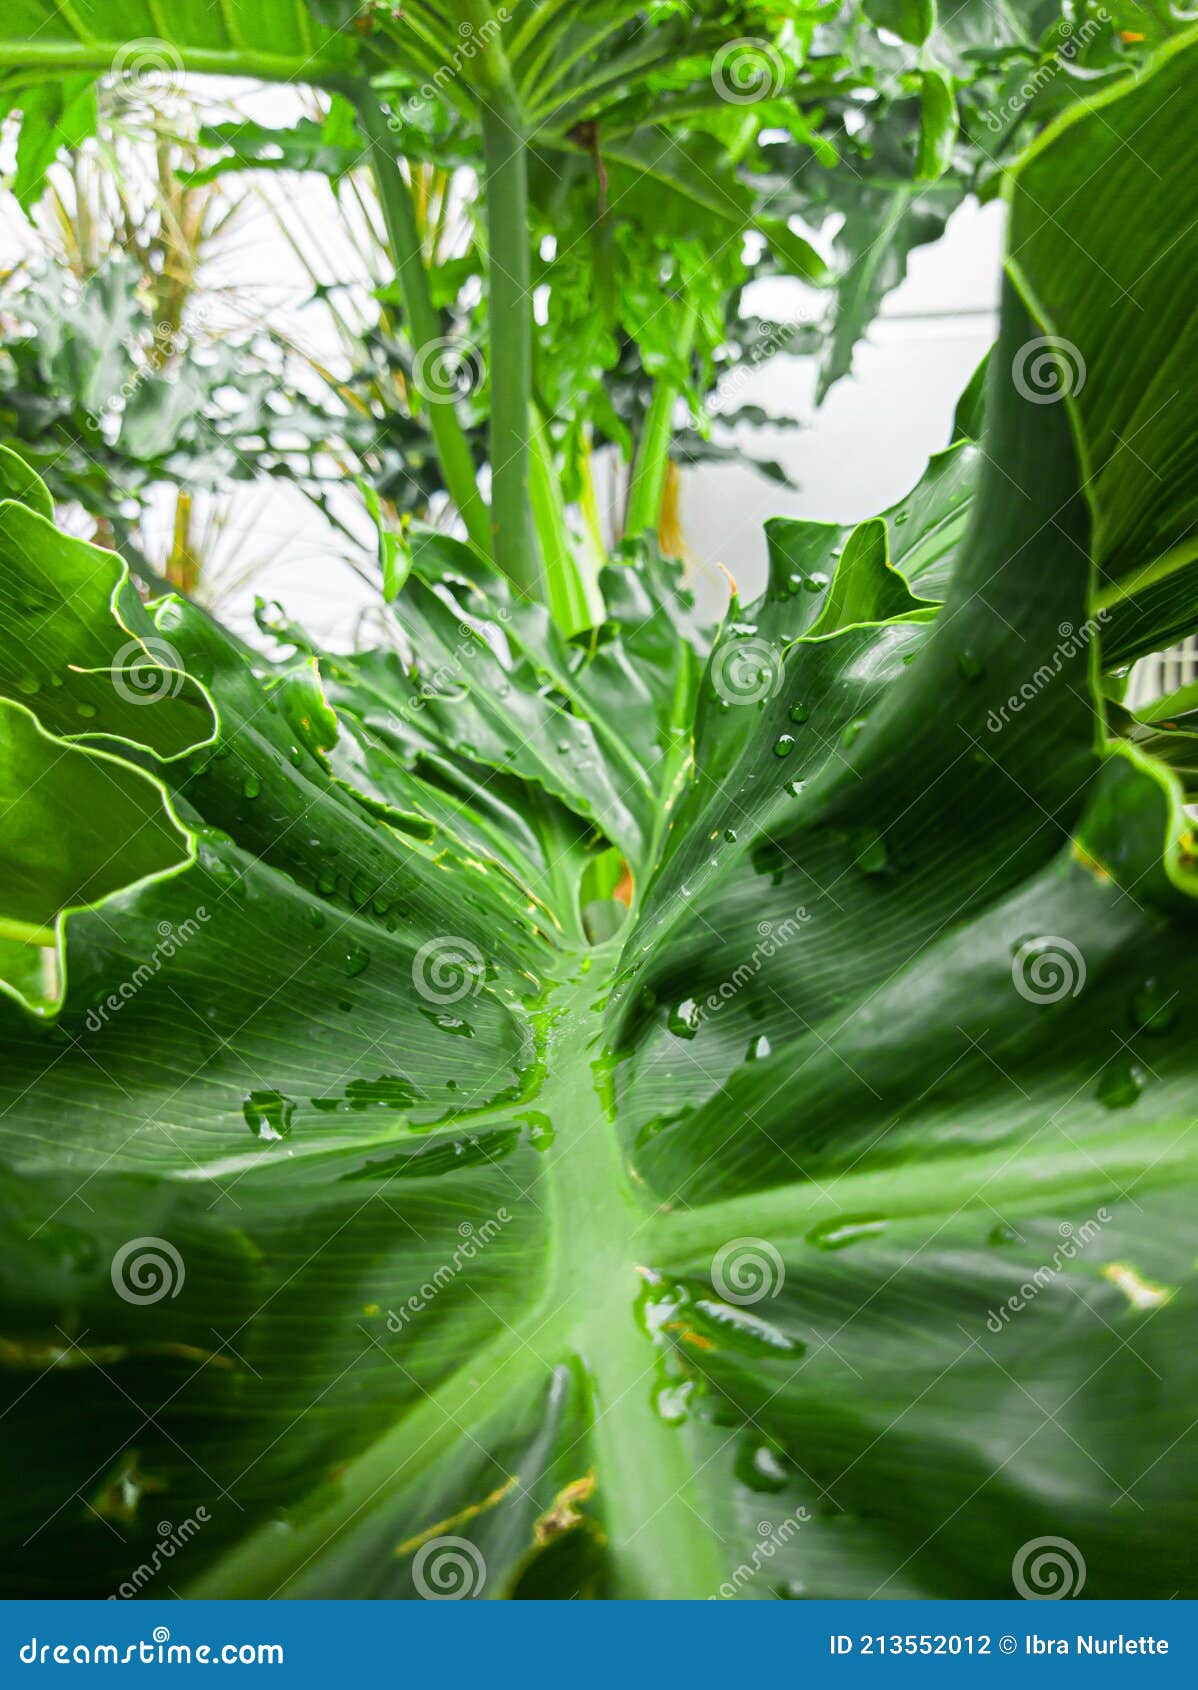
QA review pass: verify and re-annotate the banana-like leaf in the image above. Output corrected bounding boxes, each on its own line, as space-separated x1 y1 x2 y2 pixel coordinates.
2 36 1198 1602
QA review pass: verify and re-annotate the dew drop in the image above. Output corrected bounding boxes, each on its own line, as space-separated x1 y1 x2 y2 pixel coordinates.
243 1090 294 1141
746 1034 771 1062
522 1110 555 1152
957 651 984 681
345 1074 415 1110
344 944 371 977
242 772 262 800
668 999 701 1039
788 702 809 724
419 1008 474 1037
653 1379 694 1425
805 1216 887 1250
1130 977 1176 1035
773 734 796 758
1097 1059 1145 1110
852 828 889 877
735 1438 791 1495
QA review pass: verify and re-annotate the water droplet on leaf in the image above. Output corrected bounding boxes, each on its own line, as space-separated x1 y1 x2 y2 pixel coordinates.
668 999 701 1039
1097 1059 1145 1109
1130 978 1176 1035
344 944 371 977
243 1090 294 1141
805 1216 888 1250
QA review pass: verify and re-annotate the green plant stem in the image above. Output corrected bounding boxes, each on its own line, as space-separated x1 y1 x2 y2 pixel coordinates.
624 293 699 540
528 408 603 633
576 432 606 560
351 90 492 557
479 96 542 596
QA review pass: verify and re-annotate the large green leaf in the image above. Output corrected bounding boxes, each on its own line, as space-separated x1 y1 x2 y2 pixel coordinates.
2 32 1198 1603
0 1 356 81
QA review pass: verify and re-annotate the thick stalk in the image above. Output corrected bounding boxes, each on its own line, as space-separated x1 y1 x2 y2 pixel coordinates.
624 293 699 540
351 90 492 556
480 97 541 595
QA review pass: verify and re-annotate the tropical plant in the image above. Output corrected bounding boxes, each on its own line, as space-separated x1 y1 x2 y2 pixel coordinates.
8 1 1174 598
0 3 1197 1603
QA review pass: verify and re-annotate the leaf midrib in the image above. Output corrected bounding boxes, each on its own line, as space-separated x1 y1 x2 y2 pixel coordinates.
149 937 1198 1596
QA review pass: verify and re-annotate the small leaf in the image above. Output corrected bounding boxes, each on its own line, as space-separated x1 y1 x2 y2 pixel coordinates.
916 69 959 180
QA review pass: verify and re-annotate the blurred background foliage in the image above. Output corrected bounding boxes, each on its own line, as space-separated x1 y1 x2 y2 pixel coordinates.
0 0 1182 617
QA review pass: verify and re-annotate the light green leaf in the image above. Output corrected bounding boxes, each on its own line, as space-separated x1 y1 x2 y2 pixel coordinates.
864 0 938 47
916 68 958 179
11 75 96 210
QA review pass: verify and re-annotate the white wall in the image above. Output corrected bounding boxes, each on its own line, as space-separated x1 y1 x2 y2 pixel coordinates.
675 199 1005 614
